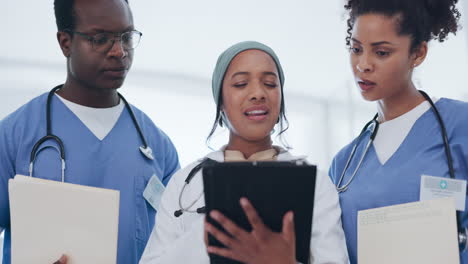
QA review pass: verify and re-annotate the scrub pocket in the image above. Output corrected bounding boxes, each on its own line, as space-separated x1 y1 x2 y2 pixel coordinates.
135 169 157 244
143 174 165 211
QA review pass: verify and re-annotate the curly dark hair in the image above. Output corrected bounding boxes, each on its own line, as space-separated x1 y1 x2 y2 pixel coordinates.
344 0 461 52
54 0 129 31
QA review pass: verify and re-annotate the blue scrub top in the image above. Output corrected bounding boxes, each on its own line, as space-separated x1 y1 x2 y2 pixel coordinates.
0 92 180 264
329 98 468 264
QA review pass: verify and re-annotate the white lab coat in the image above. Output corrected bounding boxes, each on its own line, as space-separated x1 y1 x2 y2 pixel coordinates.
140 149 349 264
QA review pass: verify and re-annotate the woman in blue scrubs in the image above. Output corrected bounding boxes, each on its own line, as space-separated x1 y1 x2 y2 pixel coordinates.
328 0 468 263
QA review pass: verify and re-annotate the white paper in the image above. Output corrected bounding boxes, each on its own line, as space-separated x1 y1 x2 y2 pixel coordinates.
358 198 459 264
9 175 120 264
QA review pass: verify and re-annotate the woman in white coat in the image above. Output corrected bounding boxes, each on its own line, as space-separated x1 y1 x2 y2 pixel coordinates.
139 41 349 264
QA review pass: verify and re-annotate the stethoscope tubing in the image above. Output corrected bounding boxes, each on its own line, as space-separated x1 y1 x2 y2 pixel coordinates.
29 85 152 182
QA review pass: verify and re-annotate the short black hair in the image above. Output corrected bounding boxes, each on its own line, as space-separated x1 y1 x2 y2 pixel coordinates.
54 0 129 31
345 0 461 52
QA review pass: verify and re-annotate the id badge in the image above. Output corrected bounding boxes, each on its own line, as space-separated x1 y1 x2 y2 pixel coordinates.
420 175 467 211
143 174 165 211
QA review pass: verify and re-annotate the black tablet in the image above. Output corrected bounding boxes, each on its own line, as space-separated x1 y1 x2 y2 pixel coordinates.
203 161 316 264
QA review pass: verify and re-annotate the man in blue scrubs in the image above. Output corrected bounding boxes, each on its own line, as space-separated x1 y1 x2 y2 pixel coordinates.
0 0 180 263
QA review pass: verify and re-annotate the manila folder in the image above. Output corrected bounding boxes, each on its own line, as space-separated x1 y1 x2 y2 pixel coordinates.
358 198 459 264
8 175 120 264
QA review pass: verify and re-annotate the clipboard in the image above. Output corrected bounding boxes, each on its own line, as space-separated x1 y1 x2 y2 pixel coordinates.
203 161 316 264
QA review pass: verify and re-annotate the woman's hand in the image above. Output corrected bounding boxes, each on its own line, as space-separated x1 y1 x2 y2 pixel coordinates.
53 254 67 264
205 198 296 264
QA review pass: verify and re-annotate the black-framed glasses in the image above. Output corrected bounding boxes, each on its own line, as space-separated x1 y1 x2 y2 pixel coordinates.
64 29 143 52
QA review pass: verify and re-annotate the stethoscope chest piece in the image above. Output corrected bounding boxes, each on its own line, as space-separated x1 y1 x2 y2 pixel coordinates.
31 85 156 182
140 146 154 160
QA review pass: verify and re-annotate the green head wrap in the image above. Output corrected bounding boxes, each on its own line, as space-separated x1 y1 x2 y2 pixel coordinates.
211 41 285 106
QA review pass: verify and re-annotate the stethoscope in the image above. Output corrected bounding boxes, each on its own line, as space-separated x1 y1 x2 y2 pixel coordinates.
173 158 215 217
172 156 307 218
29 85 155 181
335 90 468 251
